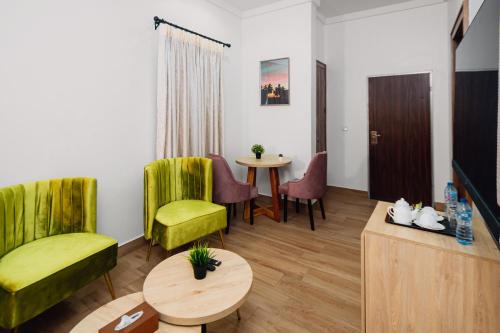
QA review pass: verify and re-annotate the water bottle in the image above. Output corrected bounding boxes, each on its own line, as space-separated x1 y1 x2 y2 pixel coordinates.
444 182 458 227
456 198 473 245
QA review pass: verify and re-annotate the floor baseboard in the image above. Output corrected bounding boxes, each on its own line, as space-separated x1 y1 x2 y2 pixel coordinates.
118 236 147 257
329 185 369 196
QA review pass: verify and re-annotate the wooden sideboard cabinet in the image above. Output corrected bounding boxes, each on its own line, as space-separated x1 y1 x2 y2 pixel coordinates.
361 202 500 333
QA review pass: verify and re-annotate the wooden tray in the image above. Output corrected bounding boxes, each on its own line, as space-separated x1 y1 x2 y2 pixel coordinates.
385 214 457 238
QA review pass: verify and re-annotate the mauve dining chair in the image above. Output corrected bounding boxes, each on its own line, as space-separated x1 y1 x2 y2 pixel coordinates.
209 154 258 233
279 151 327 230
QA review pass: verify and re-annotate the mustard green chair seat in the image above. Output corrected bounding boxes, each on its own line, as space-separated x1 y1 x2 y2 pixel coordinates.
144 157 227 253
0 233 116 292
0 178 117 329
154 200 226 251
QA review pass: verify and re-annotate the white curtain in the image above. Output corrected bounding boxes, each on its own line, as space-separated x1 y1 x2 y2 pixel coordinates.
156 25 224 159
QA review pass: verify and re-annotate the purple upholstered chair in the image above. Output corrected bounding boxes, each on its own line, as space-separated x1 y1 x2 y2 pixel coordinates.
209 154 258 233
279 151 327 230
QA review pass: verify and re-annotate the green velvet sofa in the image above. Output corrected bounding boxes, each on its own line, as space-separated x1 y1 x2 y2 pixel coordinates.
144 157 226 259
0 178 118 330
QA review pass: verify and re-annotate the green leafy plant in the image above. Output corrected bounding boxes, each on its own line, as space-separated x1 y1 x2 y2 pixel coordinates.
251 144 265 154
187 242 214 267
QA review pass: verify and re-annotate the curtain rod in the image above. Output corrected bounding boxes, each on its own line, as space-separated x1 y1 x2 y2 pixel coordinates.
153 16 231 48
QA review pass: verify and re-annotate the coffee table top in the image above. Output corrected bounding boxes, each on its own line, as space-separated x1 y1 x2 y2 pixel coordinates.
70 292 200 333
143 249 253 326
236 154 292 168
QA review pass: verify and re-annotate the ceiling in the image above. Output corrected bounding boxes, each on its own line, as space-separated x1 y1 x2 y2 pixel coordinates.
319 0 416 17
224 0 415 17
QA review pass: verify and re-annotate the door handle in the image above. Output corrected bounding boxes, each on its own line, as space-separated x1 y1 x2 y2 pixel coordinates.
370 130 381 145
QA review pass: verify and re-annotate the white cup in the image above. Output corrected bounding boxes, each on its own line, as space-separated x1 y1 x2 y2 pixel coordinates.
419 206 443 221
421 206 437 217
417 212 438 228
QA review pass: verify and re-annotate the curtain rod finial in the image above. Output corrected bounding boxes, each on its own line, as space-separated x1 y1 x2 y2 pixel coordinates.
153 16 230 47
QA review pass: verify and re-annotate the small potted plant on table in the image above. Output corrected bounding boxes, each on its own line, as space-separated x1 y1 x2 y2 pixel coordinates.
187 242 214 280
251 144 265 159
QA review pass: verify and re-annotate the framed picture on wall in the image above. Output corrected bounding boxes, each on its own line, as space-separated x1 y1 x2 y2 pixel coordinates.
260 57 290 105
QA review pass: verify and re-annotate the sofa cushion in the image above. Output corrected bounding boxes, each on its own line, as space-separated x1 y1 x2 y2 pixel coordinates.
0 233 116 293
153 200 226 250
0 233 117 329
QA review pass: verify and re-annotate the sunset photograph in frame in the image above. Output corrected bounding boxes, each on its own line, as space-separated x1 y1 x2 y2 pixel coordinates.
260 58 290 105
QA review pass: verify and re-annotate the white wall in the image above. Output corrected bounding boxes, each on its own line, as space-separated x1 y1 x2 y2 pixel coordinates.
469 0 486 23
0 0 241 245
0 0 460 244
325 3 451 202
315 15 326 64
241 1 315 195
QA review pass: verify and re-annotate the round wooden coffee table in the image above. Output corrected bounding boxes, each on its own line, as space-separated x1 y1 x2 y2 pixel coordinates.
71 292 200 332
143 249 253 333
236 154 292 222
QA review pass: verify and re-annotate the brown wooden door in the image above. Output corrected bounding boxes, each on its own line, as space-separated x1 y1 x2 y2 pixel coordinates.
316 61 327 152
368 73 432 205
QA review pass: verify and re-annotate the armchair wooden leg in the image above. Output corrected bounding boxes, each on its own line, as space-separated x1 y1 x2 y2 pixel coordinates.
218 230 225 249
146 238 154 262
225 203 233 234
104 272 116 300
236 308 241 321
233 203 237 218
295 198 300 213
307 199 315 231
283 195 288 222
319 198 326 219
250 199 255 225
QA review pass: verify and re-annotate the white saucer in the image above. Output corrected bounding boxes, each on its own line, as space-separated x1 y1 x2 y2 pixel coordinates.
414 219 445 230
416 212 444 221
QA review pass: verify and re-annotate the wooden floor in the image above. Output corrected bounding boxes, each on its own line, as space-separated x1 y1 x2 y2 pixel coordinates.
7 187 377 333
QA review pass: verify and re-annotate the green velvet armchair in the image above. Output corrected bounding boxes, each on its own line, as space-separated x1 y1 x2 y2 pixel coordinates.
0 178 117 330
144 157 226 260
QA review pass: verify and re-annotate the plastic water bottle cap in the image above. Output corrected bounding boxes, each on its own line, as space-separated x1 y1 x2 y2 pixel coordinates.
460 198 467 203
447 182 453 185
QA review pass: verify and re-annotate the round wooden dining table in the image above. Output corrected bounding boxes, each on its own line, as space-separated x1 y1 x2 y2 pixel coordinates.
236 155 292 222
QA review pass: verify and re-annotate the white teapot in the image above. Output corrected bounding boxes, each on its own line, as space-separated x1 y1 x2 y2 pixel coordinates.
387 198 415 225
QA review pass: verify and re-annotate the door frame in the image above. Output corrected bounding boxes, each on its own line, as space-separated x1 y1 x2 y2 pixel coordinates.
366 71 434 203
316 60 327 153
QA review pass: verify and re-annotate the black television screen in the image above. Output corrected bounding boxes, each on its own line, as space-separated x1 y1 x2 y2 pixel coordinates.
454 0 500 248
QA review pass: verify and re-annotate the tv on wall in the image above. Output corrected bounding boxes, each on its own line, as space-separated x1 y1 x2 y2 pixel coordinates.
453 0 500 248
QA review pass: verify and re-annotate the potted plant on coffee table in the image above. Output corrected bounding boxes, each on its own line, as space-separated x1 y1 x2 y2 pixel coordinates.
187 242 214 280
251 144 265 159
